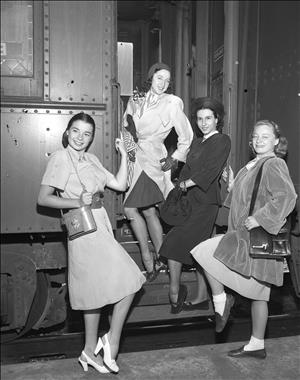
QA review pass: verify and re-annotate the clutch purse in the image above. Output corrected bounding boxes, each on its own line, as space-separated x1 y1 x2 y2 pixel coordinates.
160 186 192 226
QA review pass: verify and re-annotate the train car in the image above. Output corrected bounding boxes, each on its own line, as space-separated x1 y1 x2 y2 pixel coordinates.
1 0 299 343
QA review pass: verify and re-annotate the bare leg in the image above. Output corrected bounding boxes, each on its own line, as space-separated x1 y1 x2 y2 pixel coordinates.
188 266 209 304
124 207 154 272
203 269 225 295
82 309 104 365
168 259 182 303
107 293 135 359
251 300 268 339
142 206 164 257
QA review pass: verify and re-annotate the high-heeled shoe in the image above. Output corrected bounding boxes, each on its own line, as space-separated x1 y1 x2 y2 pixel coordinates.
146 256 167 282
78 350 110 374
95 334 119 373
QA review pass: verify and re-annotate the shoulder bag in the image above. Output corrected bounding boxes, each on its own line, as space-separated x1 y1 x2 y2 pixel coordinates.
59 151 97 240
249 158 291 259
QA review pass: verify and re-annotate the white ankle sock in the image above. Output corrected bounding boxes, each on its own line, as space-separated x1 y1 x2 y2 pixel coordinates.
244 336 264 351
213 292 227 315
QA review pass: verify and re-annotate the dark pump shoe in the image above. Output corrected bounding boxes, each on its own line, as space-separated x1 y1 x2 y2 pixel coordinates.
170 284 187 314
215 294 235 333
228 346 267 359
182 300 209 311
146 259 167 282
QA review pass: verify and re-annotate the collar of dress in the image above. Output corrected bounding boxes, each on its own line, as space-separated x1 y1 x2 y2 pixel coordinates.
202 131 219 142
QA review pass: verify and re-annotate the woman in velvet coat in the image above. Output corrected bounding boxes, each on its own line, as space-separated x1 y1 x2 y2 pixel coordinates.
191 120 297 358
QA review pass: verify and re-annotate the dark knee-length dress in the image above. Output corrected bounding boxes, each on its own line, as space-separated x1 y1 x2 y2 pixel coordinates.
159 133 231 266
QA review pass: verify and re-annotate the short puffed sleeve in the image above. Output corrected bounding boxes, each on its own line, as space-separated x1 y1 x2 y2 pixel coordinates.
86 153 115 186
41 150 71 191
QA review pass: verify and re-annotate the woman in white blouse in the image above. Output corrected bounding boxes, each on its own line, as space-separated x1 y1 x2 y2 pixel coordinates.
122 62 193 281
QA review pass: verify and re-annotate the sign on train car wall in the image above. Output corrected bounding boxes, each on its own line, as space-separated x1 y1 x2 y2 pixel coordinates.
1 1 118 233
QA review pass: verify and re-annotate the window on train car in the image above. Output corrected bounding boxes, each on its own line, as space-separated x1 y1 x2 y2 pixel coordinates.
1 1 33 77
118 42 133 96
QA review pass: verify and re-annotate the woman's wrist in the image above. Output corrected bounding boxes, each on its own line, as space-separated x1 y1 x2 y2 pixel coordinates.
179 181 187 192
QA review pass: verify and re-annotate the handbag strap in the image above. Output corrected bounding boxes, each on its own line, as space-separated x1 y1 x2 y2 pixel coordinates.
57 149 86 218
66 149 87 192
248 157 273 216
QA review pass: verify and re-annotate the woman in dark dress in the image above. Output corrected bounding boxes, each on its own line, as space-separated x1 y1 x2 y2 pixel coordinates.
159 97 231 313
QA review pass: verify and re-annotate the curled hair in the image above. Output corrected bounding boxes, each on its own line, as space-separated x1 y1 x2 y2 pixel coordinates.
249 120 288 158
62 112 96 151
192 97 225 135
141 66 173 94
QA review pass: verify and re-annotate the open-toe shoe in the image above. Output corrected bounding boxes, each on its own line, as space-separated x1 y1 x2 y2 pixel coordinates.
78 350 110 374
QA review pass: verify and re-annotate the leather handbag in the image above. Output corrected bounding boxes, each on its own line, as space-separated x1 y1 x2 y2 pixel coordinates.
248 158 291 259
59 151 97 240
160 186 192 226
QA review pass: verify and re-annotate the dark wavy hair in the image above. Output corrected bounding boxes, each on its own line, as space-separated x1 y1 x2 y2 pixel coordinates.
191 97 225 136
62 112 96 151
249 120 288 158
141 66 173 94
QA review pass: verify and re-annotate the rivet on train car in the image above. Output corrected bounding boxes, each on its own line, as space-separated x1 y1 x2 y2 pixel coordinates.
71 80 74 84
45 49 49 52
23 109 28 113
69 111 73 114
34 109 38 113
45 60 49 64
81 98 84 101
45 83 49 87
92 111 95 115
45 94 49 97
45 37 49 41
44 26 48 30
92 98 95 102
69 97 73 101
46 127 50 131
45 72 48 75
58 97 62 100
10 109 14 112
46 110 50 113
58 110 61 114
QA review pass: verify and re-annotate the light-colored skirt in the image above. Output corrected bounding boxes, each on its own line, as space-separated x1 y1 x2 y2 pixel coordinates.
68 207 146 310
191 235 271 301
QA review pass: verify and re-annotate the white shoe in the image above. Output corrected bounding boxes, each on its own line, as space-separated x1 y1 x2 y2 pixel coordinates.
95 334 119 373
78 350 110 374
